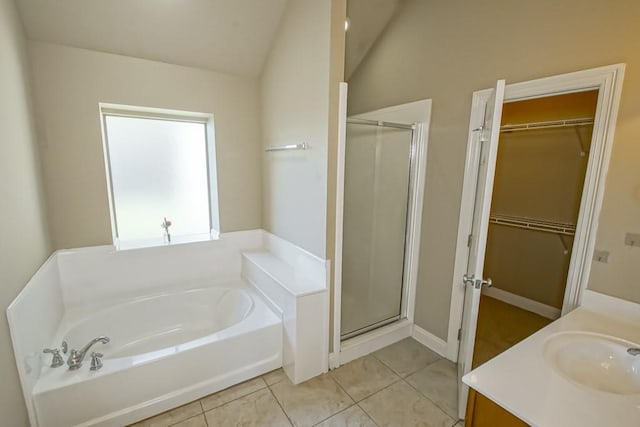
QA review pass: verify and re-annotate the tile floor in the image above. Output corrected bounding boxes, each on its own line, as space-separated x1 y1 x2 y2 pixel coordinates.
129 338 463 427
472 295 552 368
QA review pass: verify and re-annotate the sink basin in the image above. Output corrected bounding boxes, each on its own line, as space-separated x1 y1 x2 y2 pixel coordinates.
542 331 640 395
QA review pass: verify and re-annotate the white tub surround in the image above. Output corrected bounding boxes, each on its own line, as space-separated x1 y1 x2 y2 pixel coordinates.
7 230 286 427
242 231 329 384
7 229 333 426
6 256 65 427
463 290 640 426
56 230 263 309
34 283 281 427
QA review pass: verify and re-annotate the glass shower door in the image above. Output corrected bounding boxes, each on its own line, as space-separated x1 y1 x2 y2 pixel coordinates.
340 121 413 339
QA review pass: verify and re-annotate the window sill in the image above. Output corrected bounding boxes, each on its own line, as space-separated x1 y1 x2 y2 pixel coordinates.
115 231 219 251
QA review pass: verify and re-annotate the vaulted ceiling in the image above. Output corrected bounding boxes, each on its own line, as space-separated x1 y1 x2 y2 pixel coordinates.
15 0 288 77
345 0 401 80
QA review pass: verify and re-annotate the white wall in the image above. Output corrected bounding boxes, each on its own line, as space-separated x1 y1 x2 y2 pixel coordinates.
348 0 640 340
29 42 263 250
260 0 333 258
0 0 52 425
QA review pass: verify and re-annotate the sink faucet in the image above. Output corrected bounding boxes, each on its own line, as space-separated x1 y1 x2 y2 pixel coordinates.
67 336 110 370
628 348 640 356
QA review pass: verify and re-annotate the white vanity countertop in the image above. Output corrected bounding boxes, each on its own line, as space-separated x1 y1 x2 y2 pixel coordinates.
463 291 640 427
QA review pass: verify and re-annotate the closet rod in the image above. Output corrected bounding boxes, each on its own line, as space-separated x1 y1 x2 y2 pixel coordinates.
489 214 576 236
500 117 593 133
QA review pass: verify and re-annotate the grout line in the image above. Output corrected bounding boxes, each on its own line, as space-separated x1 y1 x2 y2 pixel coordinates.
195 400 209 427
401 376 458 423
167 413 206 427
370 344 445 378
327 361 402 424
158 400 204 427
200 377 268 412
133 374 274 427
200 400 210 427
355 376 403 403
360 377 402 402
311 404 351 426
310 403 379 427
326 370 357 403
353 380 407 427
165 411 197 427
266 382 295 427
370 355 404 378
355 402 380 427
410 356 445 376
304 373 359 425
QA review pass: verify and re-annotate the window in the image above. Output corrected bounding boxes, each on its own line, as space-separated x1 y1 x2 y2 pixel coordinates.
101 105 218 249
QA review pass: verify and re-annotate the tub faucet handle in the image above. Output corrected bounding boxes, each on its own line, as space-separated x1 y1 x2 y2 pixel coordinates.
43 348 64 368
90 352 103 371
67 336 110 370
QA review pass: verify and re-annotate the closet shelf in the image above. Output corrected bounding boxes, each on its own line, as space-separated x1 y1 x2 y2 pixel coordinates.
500 117 594 133
489 214 576 236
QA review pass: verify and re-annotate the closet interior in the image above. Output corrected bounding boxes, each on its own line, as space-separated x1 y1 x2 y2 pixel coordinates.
472 90 600 368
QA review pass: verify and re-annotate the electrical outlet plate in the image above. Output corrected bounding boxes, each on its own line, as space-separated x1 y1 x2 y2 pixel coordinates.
624 233 640 247
593 250 609 263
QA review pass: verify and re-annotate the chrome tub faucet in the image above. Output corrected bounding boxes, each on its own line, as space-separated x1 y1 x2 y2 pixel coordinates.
67 336 110 370
43 341 68 368
43 348 64 368
628 348 640 356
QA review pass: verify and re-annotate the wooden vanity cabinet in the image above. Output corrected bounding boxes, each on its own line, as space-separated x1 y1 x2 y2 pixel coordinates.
465 388 530 427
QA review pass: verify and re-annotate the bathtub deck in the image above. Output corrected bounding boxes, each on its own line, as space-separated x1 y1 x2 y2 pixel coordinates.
129 338 462 427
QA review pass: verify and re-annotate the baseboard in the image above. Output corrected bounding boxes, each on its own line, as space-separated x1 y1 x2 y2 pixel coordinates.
339 320 412 366
483 287 560 320
411 325 449 360
328 352 339 370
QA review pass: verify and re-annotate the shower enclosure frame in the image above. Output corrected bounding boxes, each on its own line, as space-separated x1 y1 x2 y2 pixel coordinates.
330 83 432 368
339 117 414 341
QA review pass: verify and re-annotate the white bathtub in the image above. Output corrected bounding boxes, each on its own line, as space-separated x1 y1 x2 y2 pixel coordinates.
32 280 282 427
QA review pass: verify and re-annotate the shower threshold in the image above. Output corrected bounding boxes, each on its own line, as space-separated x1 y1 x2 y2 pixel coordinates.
340 315 402 341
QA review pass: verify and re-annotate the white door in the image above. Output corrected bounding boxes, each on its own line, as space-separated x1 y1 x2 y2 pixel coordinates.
457 80 505 419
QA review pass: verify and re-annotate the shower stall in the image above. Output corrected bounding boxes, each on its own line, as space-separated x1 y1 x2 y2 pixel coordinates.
340 117 416 340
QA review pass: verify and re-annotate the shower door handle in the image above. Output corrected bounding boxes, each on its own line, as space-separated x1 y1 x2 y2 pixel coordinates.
462 274 492 289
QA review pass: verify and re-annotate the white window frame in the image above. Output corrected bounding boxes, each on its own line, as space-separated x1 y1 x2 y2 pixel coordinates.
99 103 220 250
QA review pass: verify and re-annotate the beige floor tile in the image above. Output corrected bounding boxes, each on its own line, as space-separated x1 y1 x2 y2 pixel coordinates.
200 377 267 411
315 404 376 427
406 359 458 418
171 414 207 427
263 368 288 386
373 338 441 377
330 355 400 401
204 388 291 427
359 381 454 427
270 374 354 427
130 401 202 427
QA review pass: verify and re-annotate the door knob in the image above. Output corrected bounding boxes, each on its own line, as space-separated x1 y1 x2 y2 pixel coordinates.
462 274 492 289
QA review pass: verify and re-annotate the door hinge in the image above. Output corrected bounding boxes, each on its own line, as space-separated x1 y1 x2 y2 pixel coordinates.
467 234 472 247
457 328 462 341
